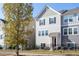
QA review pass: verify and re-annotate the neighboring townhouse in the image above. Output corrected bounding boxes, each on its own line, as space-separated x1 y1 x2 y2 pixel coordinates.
61 8 79 49
0 19 5 48
35 5 79 50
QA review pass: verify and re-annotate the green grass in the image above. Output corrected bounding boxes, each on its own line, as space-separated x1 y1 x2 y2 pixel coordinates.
0 49 79 56
27 50 79 55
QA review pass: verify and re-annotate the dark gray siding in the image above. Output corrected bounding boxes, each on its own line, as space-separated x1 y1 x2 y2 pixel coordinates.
61 27 79 47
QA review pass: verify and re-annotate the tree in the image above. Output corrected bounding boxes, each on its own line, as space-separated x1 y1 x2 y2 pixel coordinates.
3 3 33 56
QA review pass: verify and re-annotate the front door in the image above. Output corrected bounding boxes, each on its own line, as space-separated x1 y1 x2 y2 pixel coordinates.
52 37 56 48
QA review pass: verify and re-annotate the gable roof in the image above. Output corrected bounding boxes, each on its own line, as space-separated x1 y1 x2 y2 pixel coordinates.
62 7 79 15
36 5 61 19
35 5 79 20
59 10 68 14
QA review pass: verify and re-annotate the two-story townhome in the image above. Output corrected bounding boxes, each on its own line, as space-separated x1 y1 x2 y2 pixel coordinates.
0 19 5 49
35 5 61 50
35 5 79 50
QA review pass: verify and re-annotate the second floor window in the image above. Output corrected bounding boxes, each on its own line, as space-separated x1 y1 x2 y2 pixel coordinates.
49 17 56 24
38 30 48 36
39 19 45 25
45 30 48 36
38 31 41 36
42 31 44 36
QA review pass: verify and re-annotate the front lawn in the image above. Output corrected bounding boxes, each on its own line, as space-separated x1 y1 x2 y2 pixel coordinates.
26 50 79 56
0 49 79 56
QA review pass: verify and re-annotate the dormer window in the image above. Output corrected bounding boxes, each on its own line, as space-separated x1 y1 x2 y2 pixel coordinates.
69 16 73 22
64 19 68 23
69 18 73 22
39 19 45 25
78 16 79 21
49 17 56 24
0 35 3 39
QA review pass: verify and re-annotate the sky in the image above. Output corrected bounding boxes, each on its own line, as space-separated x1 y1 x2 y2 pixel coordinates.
0 3 79 19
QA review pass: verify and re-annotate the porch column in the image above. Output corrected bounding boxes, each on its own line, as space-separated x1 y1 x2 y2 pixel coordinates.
50 38 53 51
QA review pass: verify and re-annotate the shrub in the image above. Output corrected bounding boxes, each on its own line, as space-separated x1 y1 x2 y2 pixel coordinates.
0 45 3 49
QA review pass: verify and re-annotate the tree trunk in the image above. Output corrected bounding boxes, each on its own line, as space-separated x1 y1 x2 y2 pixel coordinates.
16 44 19 56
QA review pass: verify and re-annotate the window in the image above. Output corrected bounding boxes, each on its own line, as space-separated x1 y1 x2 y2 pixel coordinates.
64 19 68 23
74 13 77 16
64 28 67 35
42 31 44 36
39 19 45 25
69 18 73 22
78 16 79 21
67 42 75 48
0 35 3 39
38 31 41 36
74 28 78 34
45 30 48 36
69 28 72 34
41 43 45 49
49 17 56 24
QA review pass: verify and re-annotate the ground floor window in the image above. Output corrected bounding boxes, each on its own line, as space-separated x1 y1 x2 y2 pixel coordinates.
67 42 75 49
74 28 78 34
63 28 67 35
41 43 45 49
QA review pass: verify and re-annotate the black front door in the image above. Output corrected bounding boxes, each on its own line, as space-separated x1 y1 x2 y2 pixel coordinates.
52 37 56 48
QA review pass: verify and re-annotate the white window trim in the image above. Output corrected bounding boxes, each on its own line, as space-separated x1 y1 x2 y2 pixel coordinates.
68 27 73 35
39 18 45 26
49 16 56 24
63 27 79 36
38 29 48 36
63 18 68 23
63 28 68 36
67 42 75 44
66 42 75 47
63 16 74 23
73 27 78 35
68 17 73 23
